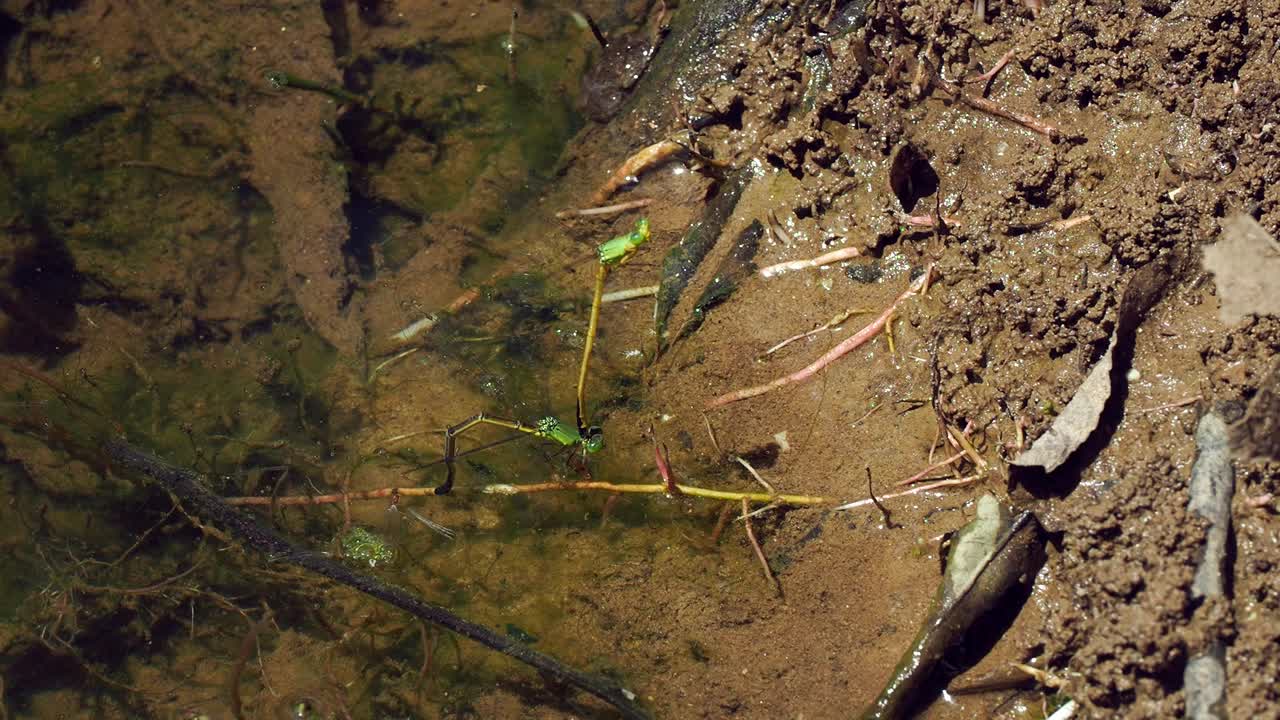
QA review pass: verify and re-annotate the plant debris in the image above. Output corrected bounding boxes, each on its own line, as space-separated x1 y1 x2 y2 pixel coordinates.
1011 262 1169 473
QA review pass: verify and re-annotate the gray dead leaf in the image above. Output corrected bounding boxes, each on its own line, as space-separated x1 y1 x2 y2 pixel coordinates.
1012 262 1169 473
1202 214 1280 325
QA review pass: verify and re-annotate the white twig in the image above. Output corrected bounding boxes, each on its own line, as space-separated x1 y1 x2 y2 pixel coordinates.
834 475 978 511
733 455 776 493
555 198 654 219
602 285 659 304
759 246 862 278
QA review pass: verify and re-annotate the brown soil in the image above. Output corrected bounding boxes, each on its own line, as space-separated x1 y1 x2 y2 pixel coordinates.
1 0 1278 719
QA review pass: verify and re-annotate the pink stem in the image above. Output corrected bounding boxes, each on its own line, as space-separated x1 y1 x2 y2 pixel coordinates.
897 450 968 486
706 267 935 409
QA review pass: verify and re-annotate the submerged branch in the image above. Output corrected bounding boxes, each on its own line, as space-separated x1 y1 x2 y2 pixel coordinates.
104 438 648 720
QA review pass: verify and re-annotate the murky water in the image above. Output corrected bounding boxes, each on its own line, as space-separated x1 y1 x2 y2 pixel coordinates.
0 2 697 717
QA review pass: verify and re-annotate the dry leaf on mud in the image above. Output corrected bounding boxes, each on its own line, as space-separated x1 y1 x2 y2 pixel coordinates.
1201 214 1280 325
1012 263 1169 473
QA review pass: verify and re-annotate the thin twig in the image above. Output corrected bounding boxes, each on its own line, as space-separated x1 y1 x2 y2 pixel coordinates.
963 48 1016 94
602 285 659 304
758 246 862 278
947 423 990 477
709 501 735 544
556 198 654 219
653 429 681 496
834 475 980 511
867 467 899 528
733 455 775 493
485 480 828 506
897 450 967 486
742 498 782 596
761 308 868 358
900 212 962 229
707 267 936 408
702 412 722 456
933 70 1062 140
1135 396 1199 414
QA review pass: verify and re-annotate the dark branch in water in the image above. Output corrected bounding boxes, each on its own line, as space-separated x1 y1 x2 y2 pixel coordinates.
103 438 649 720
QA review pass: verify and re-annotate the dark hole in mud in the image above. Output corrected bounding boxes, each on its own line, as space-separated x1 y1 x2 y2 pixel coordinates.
889 142 939 214
738 441 781 469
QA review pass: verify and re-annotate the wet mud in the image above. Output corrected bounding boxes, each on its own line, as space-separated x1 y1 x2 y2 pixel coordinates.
1 0 1278 718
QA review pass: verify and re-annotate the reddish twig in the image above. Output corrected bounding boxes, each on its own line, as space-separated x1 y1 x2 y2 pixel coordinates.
653 428 681 496
761 308 867 358
708 501 735 544
933 72 1061 140
963 48 1016 94
897 450 967 486
741 498 782 596
707 267 936 409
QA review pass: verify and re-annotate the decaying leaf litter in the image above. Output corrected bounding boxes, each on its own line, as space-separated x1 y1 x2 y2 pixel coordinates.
2 0 1280 718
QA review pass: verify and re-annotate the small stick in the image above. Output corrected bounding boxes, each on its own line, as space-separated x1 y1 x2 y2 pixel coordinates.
707 267 936 408
230 479 830 507
602 284 659 304
485 481 828 506
963 48 1016 90
556 198 654 219
733 455 775 493
653 429 682 496
761 308 868 358
742 497 782 596
591 139 687 205
900 212 962 229
388 288 481 343
834 475 979 511
600 492 623 527
758 246 862 278
898 450 967 486
933 72 1062 140
947 423 990 476
1048 215 1094 231
1135 396 1199 414
702 412 722 456
708 501 735 544
849 403 882 430
867 468 898 529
